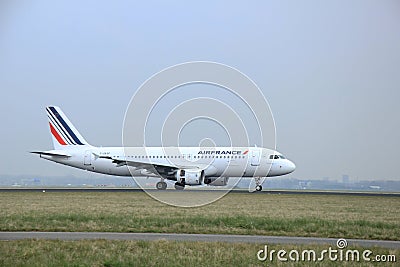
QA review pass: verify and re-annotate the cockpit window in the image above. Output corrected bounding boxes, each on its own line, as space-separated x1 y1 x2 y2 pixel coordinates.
269 154 286 159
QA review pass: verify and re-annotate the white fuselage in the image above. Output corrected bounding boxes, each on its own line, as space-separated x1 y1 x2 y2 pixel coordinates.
34 106 296 190
40 146 296 178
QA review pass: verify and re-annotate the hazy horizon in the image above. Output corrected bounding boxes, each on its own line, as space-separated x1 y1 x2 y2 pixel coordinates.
1 1 399 181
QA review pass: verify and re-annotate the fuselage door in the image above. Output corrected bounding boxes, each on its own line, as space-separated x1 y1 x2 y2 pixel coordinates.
251 149 261 166
84 150 92 165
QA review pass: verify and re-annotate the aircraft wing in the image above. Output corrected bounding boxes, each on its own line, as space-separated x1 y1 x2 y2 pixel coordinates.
98 155 192 177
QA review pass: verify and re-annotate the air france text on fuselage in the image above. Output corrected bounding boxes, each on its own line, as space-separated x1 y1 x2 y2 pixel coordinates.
198 150 242 155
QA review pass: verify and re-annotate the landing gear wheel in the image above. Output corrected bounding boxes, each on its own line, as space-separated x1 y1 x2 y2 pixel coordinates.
156 181 167 190
174 182 185 190
254 177 263 192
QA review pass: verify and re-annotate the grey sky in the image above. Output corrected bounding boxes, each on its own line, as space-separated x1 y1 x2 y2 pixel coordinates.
0 1 399 181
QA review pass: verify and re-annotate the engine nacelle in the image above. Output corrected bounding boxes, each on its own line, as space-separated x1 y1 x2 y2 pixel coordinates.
176 169 204 185
203 177 229 186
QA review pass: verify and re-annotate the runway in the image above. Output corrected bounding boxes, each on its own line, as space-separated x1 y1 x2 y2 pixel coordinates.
0 188 399 197
0 232 399 249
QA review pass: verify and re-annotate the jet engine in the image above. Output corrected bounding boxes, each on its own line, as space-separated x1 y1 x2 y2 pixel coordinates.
176 169 205 185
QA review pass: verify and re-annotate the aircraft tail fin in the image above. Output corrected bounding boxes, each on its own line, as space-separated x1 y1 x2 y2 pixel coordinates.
46 106 90 149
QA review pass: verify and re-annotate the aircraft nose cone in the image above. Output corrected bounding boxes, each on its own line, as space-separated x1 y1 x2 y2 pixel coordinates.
287 160 296 174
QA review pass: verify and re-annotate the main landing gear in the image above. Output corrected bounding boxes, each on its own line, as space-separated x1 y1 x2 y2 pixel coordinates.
155 179 186 190
255 177 263 192
174 182 185 190
156 180 167 190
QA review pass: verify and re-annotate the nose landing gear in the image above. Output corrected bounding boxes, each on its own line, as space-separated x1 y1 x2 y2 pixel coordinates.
255 177 263 192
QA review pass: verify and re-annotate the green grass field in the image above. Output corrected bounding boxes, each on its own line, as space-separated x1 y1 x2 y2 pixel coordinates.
0 239 398 267
0 191 399 266
0 191 399 240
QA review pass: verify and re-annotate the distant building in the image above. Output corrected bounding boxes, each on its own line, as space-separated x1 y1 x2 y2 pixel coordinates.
369 185 381 190
342 175 349 184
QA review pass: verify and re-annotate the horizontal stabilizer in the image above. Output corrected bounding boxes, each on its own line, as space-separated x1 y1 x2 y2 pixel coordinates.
30 150 71 157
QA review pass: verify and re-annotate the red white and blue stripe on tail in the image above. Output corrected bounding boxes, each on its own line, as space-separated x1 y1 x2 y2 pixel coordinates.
46 106 87 146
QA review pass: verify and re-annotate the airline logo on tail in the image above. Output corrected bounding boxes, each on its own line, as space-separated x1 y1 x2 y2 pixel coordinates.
46 106 84 145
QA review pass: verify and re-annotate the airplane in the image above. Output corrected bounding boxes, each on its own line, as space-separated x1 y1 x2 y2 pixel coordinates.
31 106 296 191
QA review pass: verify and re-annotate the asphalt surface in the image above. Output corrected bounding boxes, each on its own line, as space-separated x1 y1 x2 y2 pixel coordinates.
0 188 399 197
0 232 399 249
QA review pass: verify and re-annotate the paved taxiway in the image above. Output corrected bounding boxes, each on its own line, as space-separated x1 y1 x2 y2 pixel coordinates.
0 232 399 249
0 188 399 197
